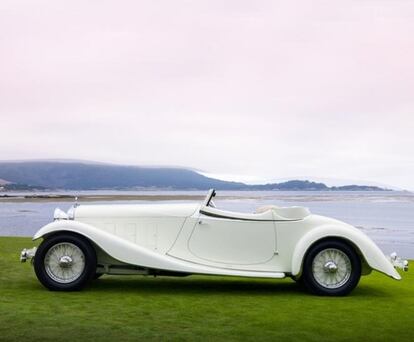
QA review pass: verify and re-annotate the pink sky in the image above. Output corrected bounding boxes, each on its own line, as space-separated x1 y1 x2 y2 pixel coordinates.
1 1 414 189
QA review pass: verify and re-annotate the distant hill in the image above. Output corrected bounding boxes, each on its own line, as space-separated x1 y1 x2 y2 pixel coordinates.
0 178 10 185
248 180 387 191
0 161 389 191
250 180 329 191
0 161 246 190
0 183 45 191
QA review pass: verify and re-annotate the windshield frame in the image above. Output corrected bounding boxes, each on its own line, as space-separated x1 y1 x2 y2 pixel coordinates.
202 189 216 207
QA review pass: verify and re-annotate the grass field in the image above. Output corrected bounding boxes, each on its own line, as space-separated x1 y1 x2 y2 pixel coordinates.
0 237 413 341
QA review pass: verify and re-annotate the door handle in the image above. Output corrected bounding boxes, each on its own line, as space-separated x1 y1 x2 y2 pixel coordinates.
198 220 207 225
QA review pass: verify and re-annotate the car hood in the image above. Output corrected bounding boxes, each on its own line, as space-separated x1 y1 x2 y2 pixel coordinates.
73 202 200 220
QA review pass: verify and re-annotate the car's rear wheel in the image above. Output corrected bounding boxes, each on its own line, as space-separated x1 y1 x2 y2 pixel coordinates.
302 239 361 296
34 233 97 291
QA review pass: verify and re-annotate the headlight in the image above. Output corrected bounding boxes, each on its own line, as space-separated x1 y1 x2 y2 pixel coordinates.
54 208 69 220
67 206 76 220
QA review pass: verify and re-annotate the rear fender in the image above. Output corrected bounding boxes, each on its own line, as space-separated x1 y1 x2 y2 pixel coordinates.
291 224 401 280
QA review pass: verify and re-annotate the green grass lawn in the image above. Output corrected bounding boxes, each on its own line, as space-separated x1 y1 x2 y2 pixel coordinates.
0 237 413 341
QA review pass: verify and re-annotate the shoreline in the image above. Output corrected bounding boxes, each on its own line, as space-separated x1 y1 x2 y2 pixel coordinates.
1 191 413 203
0 194 208 203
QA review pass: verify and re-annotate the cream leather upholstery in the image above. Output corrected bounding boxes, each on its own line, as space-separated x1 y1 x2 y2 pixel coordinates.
200 205 310 221
255 205 310 220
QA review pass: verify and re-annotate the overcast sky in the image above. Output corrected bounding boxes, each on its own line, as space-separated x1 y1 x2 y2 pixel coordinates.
1 1 413 189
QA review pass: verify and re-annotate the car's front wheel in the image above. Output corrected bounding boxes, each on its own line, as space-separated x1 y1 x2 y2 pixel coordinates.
34 233 97 291
302 239 361 296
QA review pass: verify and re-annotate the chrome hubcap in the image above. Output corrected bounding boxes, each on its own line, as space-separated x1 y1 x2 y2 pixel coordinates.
44 242 85 284
312 248 352 289
323 261 338 273
59 255 73 267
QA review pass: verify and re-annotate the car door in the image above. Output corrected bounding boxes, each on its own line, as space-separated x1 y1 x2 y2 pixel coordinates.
188 213 277 266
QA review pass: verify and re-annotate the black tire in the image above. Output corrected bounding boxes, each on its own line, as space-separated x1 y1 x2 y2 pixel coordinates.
302 239 361 296
34 233 97 291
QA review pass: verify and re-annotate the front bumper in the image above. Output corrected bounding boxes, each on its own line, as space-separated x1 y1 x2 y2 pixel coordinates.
20 247 37 263
388 252 409 272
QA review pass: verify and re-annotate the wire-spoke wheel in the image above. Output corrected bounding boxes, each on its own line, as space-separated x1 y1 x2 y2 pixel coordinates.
302 240 361 296
312 248 352 289
44 242 86 284
34 233 96 291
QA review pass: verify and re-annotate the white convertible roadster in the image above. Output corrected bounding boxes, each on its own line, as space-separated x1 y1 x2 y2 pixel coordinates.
21 189 408 295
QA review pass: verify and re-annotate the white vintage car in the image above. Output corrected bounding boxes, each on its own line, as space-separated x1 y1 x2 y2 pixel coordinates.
21 189 408 295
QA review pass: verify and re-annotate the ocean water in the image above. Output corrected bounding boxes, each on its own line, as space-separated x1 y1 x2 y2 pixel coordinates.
1 190 413 258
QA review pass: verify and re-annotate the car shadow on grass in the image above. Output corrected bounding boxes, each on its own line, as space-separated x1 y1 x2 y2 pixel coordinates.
84 276 390 297
88 276 307 296
352 284 391 297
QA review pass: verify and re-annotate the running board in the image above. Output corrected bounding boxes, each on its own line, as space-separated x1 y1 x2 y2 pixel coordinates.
197 270 285 279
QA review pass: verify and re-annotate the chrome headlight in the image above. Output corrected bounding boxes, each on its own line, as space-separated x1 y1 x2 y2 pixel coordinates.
67 206 76 220
54 208 69 220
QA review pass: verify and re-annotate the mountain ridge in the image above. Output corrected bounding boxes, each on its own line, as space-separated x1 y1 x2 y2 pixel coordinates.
0 161 390 191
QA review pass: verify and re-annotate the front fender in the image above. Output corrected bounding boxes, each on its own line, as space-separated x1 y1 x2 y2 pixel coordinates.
291 224 401 280
33 220 178 270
